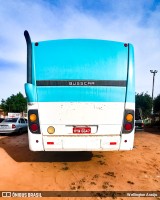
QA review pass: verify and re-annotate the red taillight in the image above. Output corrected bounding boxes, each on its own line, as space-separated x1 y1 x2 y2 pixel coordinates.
30 124 38 132
124 123 132 131
12 124 16 129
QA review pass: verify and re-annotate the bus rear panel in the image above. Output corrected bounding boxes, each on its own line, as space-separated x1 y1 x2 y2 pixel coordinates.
24 31 135 151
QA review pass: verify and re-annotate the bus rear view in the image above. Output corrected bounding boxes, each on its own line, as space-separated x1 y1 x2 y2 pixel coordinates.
24 30 135 151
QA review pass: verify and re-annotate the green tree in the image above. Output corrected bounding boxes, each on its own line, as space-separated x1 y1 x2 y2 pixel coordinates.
0 92 27 113
0 99 7 112
135 92 152 118
154 94 160 113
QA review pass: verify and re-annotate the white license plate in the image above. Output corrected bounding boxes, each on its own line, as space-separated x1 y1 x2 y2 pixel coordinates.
73 127 91 134
0 126 8 129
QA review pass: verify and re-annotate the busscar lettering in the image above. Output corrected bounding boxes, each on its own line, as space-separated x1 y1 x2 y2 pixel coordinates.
69 81 95 86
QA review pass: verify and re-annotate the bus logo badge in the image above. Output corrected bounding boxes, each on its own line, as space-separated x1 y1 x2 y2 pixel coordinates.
69 81 95 86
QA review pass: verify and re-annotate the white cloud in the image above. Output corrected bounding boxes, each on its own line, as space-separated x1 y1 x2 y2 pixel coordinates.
0 0 160 100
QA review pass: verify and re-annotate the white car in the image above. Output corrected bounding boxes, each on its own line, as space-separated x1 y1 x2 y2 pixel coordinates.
0 117 28 134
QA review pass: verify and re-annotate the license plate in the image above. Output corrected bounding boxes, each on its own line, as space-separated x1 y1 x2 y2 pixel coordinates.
0 125 8 129
73 127 91 134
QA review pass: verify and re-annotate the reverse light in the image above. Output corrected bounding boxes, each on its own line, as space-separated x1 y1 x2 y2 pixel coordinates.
30 123 38 132
29 114 37 122
47 126 55 134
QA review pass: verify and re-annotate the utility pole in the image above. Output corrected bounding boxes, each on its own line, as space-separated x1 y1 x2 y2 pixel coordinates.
150 70 158 114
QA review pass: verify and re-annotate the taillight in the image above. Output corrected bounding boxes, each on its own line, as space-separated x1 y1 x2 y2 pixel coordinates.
30 124 38 132
123 109 134 133
124 123 132 131
28 110 40 134
12 124 16 129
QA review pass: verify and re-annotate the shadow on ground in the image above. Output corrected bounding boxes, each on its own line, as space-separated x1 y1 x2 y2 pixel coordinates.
0 133 93 162
144 126 160 135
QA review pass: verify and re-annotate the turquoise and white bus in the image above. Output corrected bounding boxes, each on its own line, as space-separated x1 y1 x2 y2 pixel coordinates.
24 30 135 151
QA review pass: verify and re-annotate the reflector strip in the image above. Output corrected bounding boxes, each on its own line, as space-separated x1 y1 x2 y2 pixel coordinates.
47 142 54 145
110 142 117 145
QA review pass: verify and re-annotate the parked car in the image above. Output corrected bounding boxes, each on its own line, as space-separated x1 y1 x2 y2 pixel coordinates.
0 117 28 134
135 119 144 130
135 108 144 130
0 118 4 123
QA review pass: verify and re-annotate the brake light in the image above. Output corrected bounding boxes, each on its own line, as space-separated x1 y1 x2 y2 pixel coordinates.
12 124 16 129
124 123 132 131
30 124 38 132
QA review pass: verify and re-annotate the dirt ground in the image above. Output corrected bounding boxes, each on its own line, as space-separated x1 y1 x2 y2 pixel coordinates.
0 131 159 200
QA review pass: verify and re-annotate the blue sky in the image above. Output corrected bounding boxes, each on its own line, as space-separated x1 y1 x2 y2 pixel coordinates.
0 0 160 100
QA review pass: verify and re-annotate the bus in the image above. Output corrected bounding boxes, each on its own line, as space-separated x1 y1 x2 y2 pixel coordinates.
24 30 135 151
